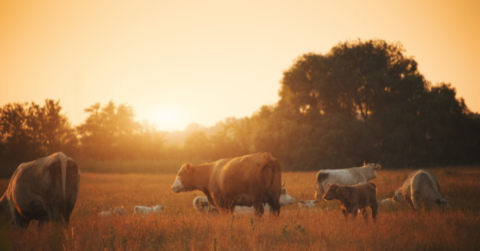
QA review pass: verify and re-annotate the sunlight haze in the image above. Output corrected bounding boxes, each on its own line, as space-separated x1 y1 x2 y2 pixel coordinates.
1 0 479 131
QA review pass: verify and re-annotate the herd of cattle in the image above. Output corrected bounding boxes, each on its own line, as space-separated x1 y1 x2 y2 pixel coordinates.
0 152 450 228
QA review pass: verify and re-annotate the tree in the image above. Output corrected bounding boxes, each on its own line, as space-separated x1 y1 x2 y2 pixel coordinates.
77 101 140 159
253 39 480 169
0 100 77 174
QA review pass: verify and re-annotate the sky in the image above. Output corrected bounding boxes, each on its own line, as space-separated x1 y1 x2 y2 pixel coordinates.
1 0 479 131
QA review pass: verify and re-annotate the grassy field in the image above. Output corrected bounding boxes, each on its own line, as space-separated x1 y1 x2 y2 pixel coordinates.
1 167 480 250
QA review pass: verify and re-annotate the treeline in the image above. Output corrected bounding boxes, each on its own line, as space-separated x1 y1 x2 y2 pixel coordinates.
1 39 480 175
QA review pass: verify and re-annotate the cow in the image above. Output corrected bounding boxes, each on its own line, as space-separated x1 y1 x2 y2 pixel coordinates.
316 163 381 204
171 152 283 216
100 207 126 217
397 169 449 210
0 152 81 228
133 205 165 215
323 182 378 222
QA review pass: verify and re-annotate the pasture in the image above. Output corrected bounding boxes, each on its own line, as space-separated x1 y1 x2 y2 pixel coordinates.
1 167 480 250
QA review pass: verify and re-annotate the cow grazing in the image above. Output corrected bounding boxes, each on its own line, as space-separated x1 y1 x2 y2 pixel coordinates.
100 207 126 217
316 163 381 203
172 152 283 216
398 169 449 210
0 152 81 228
323 182 378 222
133 205 165 215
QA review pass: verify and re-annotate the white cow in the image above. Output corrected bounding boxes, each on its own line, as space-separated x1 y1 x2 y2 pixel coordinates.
193 186 295 213
100 207 126 217
396 169 449 210
133 205 165 215
316 163 381 203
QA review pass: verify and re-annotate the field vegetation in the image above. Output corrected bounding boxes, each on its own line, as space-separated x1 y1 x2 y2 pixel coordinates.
1 167 479 250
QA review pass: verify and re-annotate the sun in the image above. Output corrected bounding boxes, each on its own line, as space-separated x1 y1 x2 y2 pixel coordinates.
149 110 185 131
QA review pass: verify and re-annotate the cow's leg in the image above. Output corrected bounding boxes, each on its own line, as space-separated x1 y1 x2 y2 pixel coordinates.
371 205 378 223
12 210 30 228
251 193 264 217
341 208 348 220
316 183 325 204
412 190 422 209
361 208 368 222
265 192 280 216
351 207 358 220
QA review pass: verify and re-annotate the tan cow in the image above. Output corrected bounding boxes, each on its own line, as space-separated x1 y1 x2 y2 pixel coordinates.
171 152 282 216
397 169 449 210
0 152 81 228
316 163 381 204
323 182 378 222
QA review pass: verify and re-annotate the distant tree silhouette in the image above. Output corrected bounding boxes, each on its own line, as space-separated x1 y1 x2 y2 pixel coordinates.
0 100 77 169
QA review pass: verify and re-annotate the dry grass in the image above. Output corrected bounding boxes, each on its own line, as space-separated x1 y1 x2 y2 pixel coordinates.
1 167 480 251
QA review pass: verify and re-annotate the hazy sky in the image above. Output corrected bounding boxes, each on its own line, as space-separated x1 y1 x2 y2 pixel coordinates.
1 0 479 131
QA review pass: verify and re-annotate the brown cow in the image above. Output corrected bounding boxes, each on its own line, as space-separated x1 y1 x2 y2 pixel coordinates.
323 182 378 222
0 152 81 228
171 152 282 216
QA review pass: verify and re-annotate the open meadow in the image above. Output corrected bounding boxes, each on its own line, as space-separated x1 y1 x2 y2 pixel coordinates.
1 167 480 251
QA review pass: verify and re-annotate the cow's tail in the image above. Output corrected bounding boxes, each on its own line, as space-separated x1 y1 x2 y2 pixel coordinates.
257 152 280 189
58 153 68 200
55 152 69 224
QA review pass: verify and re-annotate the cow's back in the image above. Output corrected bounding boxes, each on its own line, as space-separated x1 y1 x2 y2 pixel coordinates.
210 153 282 211
317 169 366 190
402 169 442 208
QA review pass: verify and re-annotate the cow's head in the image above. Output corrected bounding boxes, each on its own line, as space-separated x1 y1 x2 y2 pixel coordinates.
393 188 404 202
279 187 295 206
171 163 195 193
436 197 450 211
114 207 125 216
364 163 382 180
323 183 339 201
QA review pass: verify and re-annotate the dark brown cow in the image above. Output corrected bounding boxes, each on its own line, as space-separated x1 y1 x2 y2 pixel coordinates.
171 152 282 216
323 182 378 222
0 152 81 228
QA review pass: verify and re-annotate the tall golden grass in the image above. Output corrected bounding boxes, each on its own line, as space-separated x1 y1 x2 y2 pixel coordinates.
1 167 480 250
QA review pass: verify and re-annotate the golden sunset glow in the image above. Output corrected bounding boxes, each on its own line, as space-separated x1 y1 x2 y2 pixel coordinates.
1 0 479 131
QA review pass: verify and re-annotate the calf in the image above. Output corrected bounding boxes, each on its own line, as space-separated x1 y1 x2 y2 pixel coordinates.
100 207 126 217
133 205 165 215
323 182 378 222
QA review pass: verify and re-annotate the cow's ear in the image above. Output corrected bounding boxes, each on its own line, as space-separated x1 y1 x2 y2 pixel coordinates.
185 163 192 173
374 164 382 170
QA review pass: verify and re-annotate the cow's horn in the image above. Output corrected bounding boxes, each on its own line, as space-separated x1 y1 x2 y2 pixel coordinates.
282 180 285 187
